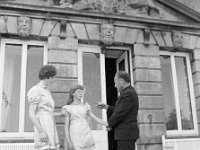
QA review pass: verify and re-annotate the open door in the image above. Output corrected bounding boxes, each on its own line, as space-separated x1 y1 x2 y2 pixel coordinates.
116 51 128 72
116 51 129 96
78 45 108 150
115 50 137 150
105 48 135 150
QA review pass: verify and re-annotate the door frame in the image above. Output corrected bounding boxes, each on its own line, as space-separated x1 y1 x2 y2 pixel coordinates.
106 46 134 86
116 51 129 72
77 44 107 119
78 44 108 150
78 45 134 150
105 46 136 150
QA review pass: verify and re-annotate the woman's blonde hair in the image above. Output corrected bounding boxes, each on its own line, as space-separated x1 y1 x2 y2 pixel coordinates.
67 84 85 105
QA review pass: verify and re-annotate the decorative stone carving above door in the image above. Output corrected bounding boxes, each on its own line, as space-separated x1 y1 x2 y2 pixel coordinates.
171 31 183 50
9 0 161 17
126 0 160 17
58 0 161 16
17 16 32 37
100 22 115 45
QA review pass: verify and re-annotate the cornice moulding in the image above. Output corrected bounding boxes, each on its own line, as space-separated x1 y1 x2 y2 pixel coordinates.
0 2 200 31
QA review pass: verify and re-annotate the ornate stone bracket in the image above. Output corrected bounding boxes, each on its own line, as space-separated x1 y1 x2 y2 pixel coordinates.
17 16 32 37
60 20 67 38
171 31 183 51
99 22 115 53
100 22 115 45
143 28 151 45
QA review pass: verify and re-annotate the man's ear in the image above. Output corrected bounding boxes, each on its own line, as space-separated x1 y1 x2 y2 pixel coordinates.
121 79 125 84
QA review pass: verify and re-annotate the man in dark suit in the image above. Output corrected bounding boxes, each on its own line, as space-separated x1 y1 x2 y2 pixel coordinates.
98 71 139 150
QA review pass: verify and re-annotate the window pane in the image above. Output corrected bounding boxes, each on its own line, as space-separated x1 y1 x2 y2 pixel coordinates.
25 45 44 132
160 55 178 130
83 52 102 130
0 44 22 132
119 59 125 71
175 57 194 130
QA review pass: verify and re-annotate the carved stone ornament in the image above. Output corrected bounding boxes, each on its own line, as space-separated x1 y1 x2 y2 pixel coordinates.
100 22 115 45
126 0 160 17
59 0 73 8
10 0 162 17
172 31 183 49
17 16 32 37
92 0 124 14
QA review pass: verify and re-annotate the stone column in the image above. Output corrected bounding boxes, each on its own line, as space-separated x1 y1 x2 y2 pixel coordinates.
132 44 166 150
192 48 200 134
48 36 78 148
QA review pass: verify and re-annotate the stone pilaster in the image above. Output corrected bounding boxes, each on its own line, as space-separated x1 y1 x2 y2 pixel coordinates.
192 48 200 135
132 44 166 150
48 36 78 148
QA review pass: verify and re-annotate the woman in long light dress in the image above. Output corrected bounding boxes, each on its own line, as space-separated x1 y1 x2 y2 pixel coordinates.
27 65 60 150
61 84 107 150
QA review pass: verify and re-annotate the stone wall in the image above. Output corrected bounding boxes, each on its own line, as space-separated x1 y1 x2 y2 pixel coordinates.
133 44 166 150
48 36 78 147
192 48 200 135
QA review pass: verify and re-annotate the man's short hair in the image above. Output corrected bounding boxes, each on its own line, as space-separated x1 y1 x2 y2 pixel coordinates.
116 71 131 83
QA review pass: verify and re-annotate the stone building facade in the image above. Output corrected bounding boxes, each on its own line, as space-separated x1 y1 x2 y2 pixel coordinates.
1 0 200 150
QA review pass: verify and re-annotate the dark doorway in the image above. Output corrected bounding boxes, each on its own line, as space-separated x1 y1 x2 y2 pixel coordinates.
105 58 118 150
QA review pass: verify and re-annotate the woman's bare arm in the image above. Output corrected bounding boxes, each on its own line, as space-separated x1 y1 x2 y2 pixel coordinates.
64 113 73 149
53 110 66 117
29 104 48 142
88 111 108 126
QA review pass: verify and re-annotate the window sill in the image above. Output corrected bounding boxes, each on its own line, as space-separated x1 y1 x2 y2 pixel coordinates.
0 139 34 143
166 130 199 138
0 132 34 140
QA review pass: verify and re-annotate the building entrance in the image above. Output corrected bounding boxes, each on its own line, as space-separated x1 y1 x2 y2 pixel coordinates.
105 48 131 150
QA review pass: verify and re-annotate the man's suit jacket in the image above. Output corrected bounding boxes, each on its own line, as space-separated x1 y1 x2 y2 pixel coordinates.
107 85 139 140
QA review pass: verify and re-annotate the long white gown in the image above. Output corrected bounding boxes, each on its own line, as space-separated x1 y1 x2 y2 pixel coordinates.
62 103 95 150
27 82 60 150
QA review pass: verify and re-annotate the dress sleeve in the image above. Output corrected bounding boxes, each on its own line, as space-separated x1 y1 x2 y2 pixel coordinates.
62 105 71 115
27 86 41 104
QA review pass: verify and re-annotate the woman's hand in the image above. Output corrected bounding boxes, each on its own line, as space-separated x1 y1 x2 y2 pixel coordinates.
67 141 74 150
106 126 112 131
102 120 108 126
39 130 48 143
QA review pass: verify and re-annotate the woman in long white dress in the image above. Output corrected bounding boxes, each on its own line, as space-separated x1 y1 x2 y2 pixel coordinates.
61 84 107 150
27 65 60 150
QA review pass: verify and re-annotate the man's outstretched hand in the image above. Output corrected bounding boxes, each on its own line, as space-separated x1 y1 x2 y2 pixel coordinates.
97 102 109 110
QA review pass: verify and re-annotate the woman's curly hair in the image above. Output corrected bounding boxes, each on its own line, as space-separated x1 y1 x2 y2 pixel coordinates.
39 65 57 80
